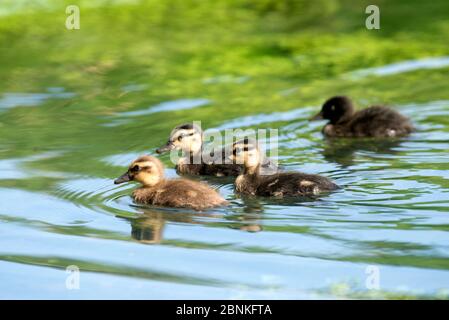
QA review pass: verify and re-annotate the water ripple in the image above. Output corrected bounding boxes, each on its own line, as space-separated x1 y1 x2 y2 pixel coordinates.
347 56 449 79
0 88 75 111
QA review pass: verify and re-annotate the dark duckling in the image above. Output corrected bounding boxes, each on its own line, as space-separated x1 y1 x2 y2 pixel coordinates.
311 96 414 138
156 123 278 176
229 139 339 197
114 155 228 211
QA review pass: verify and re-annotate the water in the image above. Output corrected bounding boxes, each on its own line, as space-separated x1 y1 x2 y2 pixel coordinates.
1 0 449 299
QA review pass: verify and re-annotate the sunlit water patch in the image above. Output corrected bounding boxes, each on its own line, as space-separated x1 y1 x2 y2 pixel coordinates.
0 152 73 180
101 152 147 167
215 106 315 130
203 75 250 85
120 83 149 94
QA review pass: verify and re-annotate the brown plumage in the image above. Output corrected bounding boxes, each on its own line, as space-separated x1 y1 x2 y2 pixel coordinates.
311 96 414 138
155 123 278 176
114 155 228 211
229 139 339 197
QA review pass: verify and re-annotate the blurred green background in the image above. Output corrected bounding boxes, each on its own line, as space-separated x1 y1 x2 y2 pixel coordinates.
1 0 448 176
2 0 449 96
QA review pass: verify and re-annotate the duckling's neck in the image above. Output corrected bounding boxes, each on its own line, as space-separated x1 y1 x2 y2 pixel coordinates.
335 114 352 125
335 106 355 124
244 164 260 176
183 139 203 158
140 177 165 188
181 150 202 165
236 165 260 195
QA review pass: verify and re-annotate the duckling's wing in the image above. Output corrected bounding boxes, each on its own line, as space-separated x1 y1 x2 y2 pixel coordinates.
351 106 413 137
258 172 338 196
160 179 226 210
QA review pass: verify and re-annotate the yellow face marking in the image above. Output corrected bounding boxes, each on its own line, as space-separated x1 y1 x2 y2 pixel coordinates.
130 161 163 186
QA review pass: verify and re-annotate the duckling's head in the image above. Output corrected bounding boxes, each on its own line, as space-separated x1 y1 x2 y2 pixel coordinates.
229 138 261 170
311 96 355 124
114 155 165 187
156 123 202 155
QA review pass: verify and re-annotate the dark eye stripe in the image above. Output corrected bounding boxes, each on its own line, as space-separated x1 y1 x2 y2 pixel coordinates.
184 132 195 137
233 146 255 153
175 132 195 141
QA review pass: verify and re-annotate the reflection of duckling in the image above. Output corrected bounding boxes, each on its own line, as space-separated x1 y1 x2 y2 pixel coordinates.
229 139 339 197
322 138 403 167
311 96 414 138
127 207 262 245
114 155 228 211
155 123 278 176
130 211 165 244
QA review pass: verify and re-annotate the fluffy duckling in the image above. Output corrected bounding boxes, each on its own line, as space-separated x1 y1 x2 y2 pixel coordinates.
229 139 339 197
311 96 414 138
156 123 278 176
114 155 227 211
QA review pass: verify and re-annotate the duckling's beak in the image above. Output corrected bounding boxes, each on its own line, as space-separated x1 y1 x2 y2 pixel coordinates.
310 111 323 121
155 141 175 154
114 172 132 184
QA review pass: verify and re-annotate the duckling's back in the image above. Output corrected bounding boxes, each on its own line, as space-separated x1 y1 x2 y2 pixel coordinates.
256 172 339 196
350 106 414 137
235 171 338 197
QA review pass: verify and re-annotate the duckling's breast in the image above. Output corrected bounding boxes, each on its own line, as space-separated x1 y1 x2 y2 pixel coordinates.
322 124 350 137
235 175 257 195
132 188 157 204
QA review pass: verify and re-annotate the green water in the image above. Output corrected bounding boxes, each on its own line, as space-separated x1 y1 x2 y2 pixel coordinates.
1 0 449 299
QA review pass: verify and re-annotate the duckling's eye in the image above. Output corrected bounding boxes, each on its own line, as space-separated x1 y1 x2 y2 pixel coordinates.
130 165 139 172
232 148 237 156
177 135 183 142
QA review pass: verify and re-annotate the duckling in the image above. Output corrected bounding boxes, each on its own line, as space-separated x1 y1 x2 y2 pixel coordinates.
310 96 414 138
155 123 278 176
229 139 339 197
114 155 228 211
